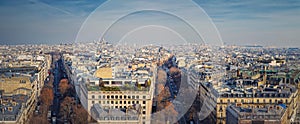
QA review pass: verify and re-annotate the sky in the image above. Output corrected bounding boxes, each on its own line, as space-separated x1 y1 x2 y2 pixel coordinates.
0 0 299 47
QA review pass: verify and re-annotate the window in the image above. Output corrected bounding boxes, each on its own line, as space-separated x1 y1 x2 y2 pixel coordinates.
143 96 146 99
143 101 146 104
143 111 146 114
111 96 114 99
124 101 126 104
269 99 272 103
257 99 259 103
137 101 139 104
128 101 131 104
20 80 26 83
107 101 109 104
220 100 223 103
8 107 12 111
124 95 127 99
116 96 118 99
137 96 139 99
132 96 135 99
111 101 114 104
120 96 122 99
92 95 95 99
120 101 122 104
132 101 135 104
107 95 110 99
90 82 95 86
92 101 95 104
98 95 101 99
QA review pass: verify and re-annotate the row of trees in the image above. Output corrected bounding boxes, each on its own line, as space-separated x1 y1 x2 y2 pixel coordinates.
29 74 54 124
155 69 178 124
156 55 185 123
60 96 88 124
59 78 90 124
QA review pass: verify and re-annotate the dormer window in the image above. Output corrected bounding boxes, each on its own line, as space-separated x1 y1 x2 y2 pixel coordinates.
8 107 13 112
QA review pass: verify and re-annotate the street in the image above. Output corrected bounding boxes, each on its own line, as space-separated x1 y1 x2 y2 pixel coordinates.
51 53 68 124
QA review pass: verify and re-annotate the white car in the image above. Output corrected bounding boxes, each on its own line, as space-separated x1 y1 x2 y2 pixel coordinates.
52 117 57 124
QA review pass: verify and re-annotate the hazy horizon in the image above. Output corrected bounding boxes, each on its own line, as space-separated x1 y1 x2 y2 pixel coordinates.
0 0 299 47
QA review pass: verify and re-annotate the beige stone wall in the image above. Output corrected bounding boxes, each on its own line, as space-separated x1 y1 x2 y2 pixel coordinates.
0 76 33 95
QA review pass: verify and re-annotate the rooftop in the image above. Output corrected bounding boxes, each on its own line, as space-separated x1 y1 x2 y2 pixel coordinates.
0 94 29 121
227 104 287 120
91 103 141 121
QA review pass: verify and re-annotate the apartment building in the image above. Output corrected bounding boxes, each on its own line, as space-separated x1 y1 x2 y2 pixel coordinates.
77 65 155 124
0 73 38 123
189 63 299 124
0 52 50 123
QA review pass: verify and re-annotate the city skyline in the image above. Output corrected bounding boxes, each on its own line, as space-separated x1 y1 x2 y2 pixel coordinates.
1 1 300 123
0 0 299 47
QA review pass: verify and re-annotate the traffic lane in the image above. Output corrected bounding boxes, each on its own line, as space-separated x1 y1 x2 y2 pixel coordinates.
51 56 65 123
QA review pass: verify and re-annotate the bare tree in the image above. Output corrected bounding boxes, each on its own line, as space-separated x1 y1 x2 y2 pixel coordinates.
40 87 54 105
72 104 89 124
59 79 70 95
157 69 167 84
164 101 178 123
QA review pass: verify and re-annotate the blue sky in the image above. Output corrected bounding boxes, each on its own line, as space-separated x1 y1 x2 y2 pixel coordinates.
0 0 299 47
